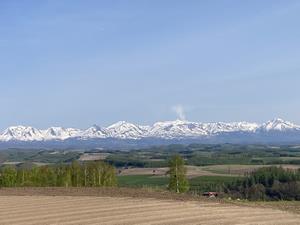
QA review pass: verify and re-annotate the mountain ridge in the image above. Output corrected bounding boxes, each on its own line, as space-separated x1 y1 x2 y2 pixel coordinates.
1 118 299 143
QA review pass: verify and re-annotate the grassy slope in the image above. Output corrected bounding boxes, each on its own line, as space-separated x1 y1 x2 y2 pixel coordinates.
117 175 168 187
117 175 238 193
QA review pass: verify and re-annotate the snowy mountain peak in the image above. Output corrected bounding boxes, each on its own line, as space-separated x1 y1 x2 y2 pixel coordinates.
0 118 299 142
106 121 145 139
107 121 134 129
1 126 43 141
43 127 81 140
81 125 107 138
150 120 207 138
260 118 299 131
153 119 189 126
272 118 285 123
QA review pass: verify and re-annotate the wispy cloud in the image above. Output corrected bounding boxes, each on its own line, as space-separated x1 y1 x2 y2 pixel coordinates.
172 104 186 121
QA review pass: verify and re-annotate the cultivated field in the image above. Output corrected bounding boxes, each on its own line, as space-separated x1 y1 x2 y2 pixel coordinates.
0 188 299 225
201 164 300 176
79 153 110 161
119 165 236 177
118 164 300 178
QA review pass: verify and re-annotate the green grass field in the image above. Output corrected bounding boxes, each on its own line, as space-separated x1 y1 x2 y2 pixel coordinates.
201 164 300 176
189 175 238 185
117 175 168 187
117 175 238 193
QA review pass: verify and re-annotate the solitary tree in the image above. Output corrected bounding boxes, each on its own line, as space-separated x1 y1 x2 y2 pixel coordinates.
168 155 189 193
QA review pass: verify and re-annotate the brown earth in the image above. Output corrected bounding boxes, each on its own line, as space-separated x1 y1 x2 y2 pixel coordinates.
79 153 110 161
0 188 299 225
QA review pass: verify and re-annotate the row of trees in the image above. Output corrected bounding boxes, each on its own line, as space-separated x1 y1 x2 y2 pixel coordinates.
3 155 299 200
0 161 117 187
225 167 300 200
0 155 190 193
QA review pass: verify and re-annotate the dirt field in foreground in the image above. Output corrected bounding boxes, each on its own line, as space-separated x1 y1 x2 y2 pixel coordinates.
0 195 299 225
0 188 299 225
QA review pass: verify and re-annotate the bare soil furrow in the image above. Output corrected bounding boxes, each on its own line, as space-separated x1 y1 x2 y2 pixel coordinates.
0 196 140 211
136 210 282 225
0 200 181 224
187 211 292 225
62 209 204 225
0 200 165 219
0 196 299 225
235 216 300 225
77 206 257 225
54 205 244 225
0 197 99 211
0 197 162 218
26 204 197 225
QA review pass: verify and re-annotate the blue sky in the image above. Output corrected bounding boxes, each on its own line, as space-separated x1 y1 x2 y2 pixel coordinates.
0 0 300 129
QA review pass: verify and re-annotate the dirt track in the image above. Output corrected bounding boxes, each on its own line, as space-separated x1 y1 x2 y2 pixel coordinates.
0 188 299 225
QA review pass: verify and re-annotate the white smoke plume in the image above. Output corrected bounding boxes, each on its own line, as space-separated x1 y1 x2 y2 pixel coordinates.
172 104 186 121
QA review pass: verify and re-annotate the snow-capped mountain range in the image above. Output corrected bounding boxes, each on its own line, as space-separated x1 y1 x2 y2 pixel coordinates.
0 118 299 144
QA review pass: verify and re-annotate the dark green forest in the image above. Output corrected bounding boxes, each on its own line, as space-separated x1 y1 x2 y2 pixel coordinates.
225 167 300 201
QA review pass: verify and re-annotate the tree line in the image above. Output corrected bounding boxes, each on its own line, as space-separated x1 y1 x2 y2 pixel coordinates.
0 161 117 187
0 155 190 193
225 166 300 200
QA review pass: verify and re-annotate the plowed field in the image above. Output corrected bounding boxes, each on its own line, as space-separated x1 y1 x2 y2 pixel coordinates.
0 195 299 225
